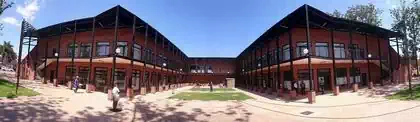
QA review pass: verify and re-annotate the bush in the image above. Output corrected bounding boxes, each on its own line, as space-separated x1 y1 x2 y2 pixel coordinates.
6 92 17 99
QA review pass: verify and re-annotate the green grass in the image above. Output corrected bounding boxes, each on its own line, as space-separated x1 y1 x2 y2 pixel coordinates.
386 85 420 100
0 79 39 98
189 88 235 92
169 92 252 101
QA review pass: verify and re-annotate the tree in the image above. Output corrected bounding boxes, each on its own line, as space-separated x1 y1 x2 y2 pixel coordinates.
328 3 383 26
391 0 420 97
0 41 16 64
1 0 13 31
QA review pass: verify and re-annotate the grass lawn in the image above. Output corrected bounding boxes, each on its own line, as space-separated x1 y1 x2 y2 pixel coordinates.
169 92 252 101
189 88 235 92
0 79 39 97
386 85 420 100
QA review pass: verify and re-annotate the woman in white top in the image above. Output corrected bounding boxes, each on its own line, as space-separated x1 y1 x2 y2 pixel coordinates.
112 83 120 111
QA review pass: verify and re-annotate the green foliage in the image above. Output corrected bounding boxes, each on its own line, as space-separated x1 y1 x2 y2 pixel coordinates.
386 85 420 100
169 92 252 101
0 0 14 31
328 3 383 26
0 79 40 97
0 41 17 63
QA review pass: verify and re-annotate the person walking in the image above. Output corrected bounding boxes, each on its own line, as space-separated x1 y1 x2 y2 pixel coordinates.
73 76 80 93
209 81 213 92
300 81 306 95
112 83 120 111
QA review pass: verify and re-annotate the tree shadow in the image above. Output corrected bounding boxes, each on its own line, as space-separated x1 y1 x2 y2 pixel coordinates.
0 96 70 122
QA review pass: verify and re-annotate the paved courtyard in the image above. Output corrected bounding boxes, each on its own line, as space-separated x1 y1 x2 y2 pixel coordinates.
1 73 420 122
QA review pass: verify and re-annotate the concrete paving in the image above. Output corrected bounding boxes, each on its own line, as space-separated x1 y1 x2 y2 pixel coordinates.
1 72 420 122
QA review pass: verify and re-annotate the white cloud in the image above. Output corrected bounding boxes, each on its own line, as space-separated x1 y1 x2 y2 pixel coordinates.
1 17 21 26
16 0 41 21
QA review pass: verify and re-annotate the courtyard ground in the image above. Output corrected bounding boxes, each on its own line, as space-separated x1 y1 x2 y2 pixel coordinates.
1 72 420 122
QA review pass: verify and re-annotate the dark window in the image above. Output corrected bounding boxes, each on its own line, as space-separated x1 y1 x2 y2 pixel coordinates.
117 41 128 56
96 42 109 56
335 68 347 85
114 69 126 90
80 43 91 58
132 70 141 89
65 66 76 82
296 42 307 57
78 67 89 86
283 45 290 60
315 42 329 57
334 43 345 58
133 44 142 60
94 68 108 92
67 43 78 57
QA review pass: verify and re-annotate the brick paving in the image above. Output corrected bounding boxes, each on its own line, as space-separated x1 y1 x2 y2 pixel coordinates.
1 72 420 122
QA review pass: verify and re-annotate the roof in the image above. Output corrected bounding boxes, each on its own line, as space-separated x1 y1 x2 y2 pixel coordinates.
33 5 188 59
237 4 403 58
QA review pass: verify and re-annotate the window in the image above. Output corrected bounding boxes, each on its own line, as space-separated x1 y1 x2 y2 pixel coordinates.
296 42 307 57
65 66 76 82
133 44 142 60
315 42 329 57
78 67 89 86
349 67 361 83
132 70 141 90
67 43 78 57
349 44 364 59
96 42 110 56
207 65 213 73
334 43 345 58
335 68 347 85
117 41 128 56
190 65 197 73
80 44 91 58
298 70 313 90
144 48 152 63
283 45 290 60
94 68 108 92
114 69 126 90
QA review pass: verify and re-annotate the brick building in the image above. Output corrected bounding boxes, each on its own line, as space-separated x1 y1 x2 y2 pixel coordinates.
18 5 409 101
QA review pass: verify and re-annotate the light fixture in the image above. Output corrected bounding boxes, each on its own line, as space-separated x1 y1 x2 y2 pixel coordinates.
163 63 167 67
227 72 230 74
303 48 309 55
242 69 244 72
180 68 183 71
368 54 372 58
115 48 121 54
54 52 59 57
258 63 261 67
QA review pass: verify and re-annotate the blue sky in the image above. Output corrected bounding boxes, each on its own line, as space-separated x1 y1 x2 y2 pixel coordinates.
0 0 401 58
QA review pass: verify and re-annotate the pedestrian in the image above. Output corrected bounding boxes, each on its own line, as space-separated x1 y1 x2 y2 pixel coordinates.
73 76 79 93
209 81 213 92
300 81 306 95
112 83 120 111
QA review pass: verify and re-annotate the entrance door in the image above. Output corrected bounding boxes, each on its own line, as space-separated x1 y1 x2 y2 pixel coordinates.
317 69 331 94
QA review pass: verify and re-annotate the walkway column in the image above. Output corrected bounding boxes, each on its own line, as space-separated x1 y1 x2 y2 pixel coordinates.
70 20 77 89
54 24 62 87
331 29 339 95
388 37 394 84
141 25 148 95
110 6 119 97
348 23 357 92
288 29 296 99
276 36 281 96
377 36 383 86
87 18 96 92
267 41 271 94
396 38 400 83
304 5 315 104
127 15 136 98
254 47 257 91
16 20 25 94
365 34 373 89
43 40 48 84
260 45 263 93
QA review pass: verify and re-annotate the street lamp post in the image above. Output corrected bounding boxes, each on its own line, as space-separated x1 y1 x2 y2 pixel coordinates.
54 52 59 87
303 48 315 104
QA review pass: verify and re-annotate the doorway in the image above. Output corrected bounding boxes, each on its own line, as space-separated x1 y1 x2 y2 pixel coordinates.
317 69 331 94
50 70 55 83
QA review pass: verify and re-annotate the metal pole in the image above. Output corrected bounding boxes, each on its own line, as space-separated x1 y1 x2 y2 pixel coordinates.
71 20 77 89
388 38 394 83
130 15 136 89
377 36 383 85
331 29 337 88
143 25 148 91
365 34 371 88
43 40 48 84
88 17 95 88
55 24 62 87
349 24 356 86
276 36 280 90
16 20 25 94
267 41 271 90
260 45 263 90
288 29 294 91
111 7 120 88
305 5 313 91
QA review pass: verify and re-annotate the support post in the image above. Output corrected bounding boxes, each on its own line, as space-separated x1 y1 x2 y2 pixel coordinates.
304 5 315 103
331 29 339 95
388 37 394 83
288 28 295 99
267 41 271 94
55 24 62 87
127 15 136 98
377 36 383 85
87 17 95 92
365 34 372 89
43 40 48 84
16 20 25 94
348 22 357 92
111 6 120 92
276 36 281 95
70 20 77 89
